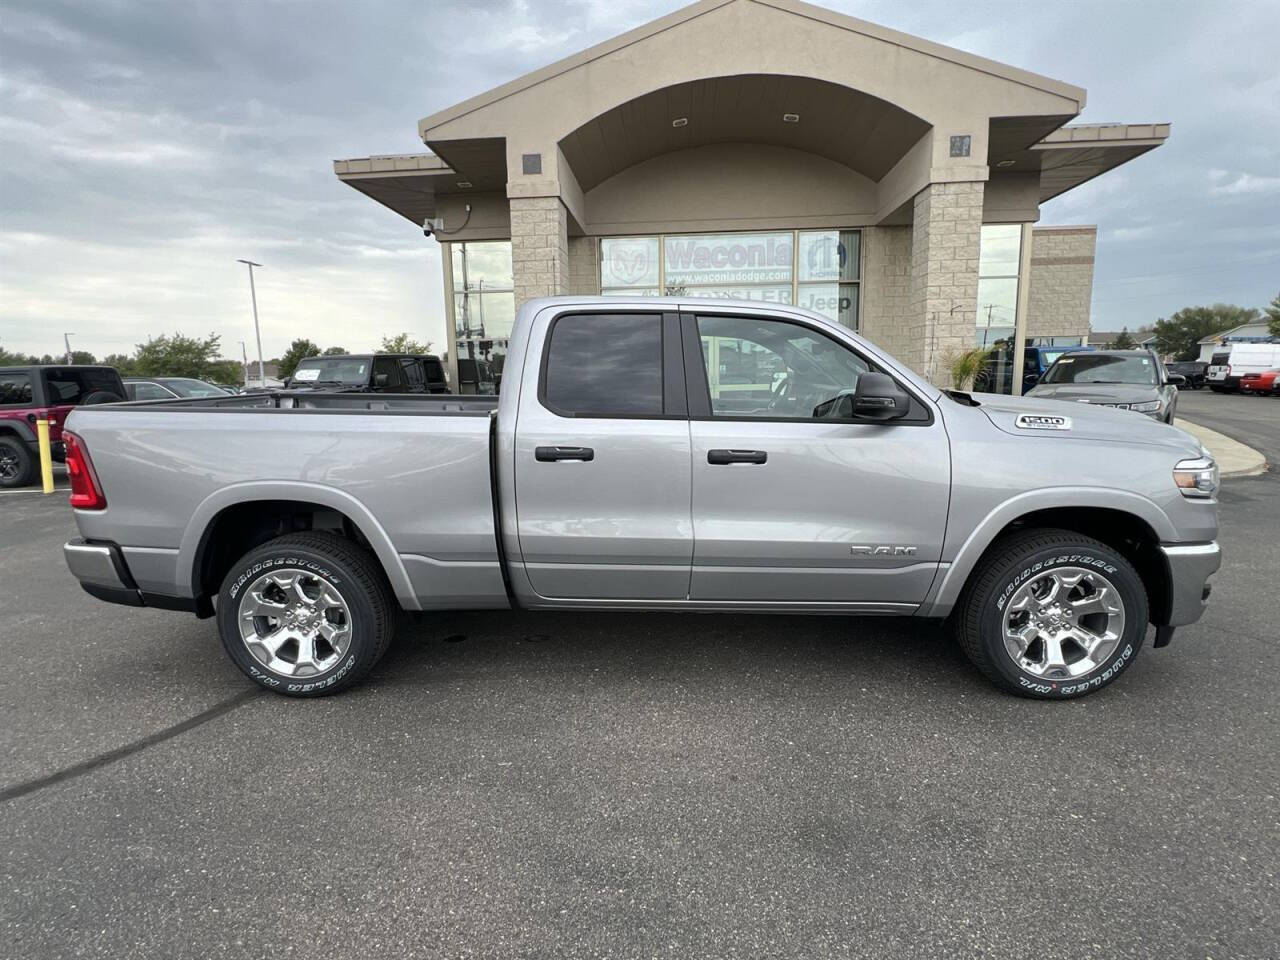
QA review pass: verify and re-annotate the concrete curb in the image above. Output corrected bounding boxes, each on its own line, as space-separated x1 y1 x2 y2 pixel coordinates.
1177 419 1268 479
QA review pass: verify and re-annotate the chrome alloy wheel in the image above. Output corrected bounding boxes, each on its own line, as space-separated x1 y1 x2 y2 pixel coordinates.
1002 566 1126 681
237 568 352 677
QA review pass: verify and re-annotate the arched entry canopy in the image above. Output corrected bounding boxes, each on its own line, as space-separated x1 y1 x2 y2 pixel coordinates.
558 74 930 192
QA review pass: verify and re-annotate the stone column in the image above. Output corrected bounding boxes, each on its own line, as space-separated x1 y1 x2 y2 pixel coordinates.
510 196 569 308
907 180 984 386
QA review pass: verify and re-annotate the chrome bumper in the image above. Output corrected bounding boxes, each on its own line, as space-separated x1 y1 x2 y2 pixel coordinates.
1160 542 1221 627
64 539 132 590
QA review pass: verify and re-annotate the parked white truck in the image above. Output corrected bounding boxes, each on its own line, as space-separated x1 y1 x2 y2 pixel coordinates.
62 298 1221 699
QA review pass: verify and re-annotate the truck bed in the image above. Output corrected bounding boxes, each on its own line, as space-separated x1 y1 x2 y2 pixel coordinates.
65 391 509 611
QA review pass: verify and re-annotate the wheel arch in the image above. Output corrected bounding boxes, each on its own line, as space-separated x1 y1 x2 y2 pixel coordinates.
926 489 1175 624
0 420 37 444
182 482 419 612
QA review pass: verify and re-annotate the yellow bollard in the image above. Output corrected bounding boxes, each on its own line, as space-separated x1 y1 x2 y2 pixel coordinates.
36 418 55 494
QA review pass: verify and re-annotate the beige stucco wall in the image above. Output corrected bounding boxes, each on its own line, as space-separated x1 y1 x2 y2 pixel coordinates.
584 143 878 236
1025 225 1096 340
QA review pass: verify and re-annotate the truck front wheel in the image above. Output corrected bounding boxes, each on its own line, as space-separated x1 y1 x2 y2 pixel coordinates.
955 529 1148 699
216 532 396 696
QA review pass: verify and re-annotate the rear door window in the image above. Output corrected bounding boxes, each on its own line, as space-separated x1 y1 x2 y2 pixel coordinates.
542 313 663 416
42 369 122 405
398 358 425 389
372 357 403 390
0 372 34 406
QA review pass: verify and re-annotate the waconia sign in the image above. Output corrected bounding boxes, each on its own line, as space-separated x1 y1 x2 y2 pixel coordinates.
664 232 793 285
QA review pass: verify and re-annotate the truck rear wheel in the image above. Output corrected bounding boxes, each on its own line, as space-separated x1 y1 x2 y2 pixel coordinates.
955 529 1147 699
0 437 34 488
216 532 395 696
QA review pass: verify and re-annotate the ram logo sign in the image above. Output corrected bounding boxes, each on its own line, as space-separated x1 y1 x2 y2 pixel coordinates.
850 545 918 557
1016 414 1072 431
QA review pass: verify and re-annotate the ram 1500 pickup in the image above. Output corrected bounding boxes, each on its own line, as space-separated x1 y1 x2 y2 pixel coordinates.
62 297 1221 699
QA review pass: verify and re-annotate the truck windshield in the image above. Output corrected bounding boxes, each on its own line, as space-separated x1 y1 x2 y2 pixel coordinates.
292 358 370 384
1043 354 1157 385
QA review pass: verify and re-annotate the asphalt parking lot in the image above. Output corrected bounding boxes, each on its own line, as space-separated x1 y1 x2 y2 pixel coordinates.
3 400 1278 959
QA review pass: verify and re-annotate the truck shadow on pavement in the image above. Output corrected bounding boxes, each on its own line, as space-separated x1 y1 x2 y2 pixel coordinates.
372 610 979 695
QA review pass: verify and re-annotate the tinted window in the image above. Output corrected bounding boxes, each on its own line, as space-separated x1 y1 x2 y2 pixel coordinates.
423 358 446 385
399 358 425 388
1043 354 1157 386
372 357 403 389
543 313 663 415
0 372 33 406
695 314 872 419
43 369 123 404
158 378 226 397
292 357 371 384
131 382 173 400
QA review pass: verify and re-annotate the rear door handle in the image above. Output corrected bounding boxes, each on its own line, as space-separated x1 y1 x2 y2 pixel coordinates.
535 445 595 462
707 449 767 465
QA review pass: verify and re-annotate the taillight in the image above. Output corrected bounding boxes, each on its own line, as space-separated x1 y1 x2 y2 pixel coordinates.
64 431 106 510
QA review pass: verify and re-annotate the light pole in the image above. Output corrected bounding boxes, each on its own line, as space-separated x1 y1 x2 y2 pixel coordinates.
238 340 249 388
236 259 265 386
63 332 75 364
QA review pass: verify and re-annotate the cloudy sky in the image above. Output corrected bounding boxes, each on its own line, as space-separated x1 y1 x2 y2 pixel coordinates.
1 0 1277 361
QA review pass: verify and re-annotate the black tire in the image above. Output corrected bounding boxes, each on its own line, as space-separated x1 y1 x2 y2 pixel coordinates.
216 532 396 696
955 528 1147 699
0 436 35 488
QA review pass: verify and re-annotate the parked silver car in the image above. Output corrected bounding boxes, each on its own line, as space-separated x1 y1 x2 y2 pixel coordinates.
1028 350 1184 424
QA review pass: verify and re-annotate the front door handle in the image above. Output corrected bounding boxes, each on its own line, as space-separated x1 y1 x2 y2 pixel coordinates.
707 449 767 465
535 445 595 462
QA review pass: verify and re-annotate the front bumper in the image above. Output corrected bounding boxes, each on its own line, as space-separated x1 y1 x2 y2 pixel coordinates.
1160 542 1221 627
64 539 204 613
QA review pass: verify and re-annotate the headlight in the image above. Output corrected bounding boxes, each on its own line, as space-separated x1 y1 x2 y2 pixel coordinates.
1130 400 1161 413
1173 456 1219 499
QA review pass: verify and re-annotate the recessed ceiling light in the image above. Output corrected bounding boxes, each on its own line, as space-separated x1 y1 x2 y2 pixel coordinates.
672 117 688 128
456 180 473 188
996 160 1016 168
782 113 800 123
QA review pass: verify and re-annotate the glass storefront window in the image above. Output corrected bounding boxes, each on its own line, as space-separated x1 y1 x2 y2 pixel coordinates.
451 240 514 393
600 229 861 329
975 225 1023 395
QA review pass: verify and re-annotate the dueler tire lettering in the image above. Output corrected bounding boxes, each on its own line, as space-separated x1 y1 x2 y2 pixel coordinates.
955 528 1148 700
216 532 395 698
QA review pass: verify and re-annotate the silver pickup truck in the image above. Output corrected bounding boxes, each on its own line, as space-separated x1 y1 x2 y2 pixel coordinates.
62 297 1221 699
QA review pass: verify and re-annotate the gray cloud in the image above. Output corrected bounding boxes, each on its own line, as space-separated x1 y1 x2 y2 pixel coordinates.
1 0 1277 360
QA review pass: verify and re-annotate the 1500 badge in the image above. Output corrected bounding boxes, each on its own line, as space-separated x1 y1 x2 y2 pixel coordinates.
1016 414 1072 431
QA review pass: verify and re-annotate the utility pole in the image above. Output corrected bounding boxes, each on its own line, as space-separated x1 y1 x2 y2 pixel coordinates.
236 259 265 386
63 332 75 364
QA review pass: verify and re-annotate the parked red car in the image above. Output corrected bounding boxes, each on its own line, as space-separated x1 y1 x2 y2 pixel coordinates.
1239 368 1280 396
0 365 126 487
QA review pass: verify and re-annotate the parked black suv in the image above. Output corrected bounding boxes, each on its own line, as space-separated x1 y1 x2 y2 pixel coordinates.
284 354 449 393
1165 361 1207 389
0 365 126 487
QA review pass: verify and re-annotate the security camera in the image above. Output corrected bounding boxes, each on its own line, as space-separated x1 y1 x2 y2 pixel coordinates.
423 217 444 238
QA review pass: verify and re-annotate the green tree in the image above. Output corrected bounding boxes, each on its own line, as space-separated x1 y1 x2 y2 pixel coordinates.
321 345 349 356
1151 304 1261 362
379 333 432 354
206 359 244 385
100 353 137 376
0 340 35 365
1266 291 1280 338
277 338 321 379
69 350 97 364
1112 327 1135 349
132 332 227 379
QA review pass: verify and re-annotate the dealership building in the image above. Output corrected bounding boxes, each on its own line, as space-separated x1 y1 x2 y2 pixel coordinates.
335 0 1168 392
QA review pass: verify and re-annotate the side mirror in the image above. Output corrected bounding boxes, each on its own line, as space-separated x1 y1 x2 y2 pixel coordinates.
373 373 390 387
1167 374 1187 387
852 372 909 421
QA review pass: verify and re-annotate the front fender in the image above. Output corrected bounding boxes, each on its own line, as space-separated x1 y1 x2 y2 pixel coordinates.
180 480 420 611
921 486 1176 619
